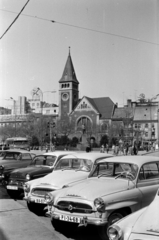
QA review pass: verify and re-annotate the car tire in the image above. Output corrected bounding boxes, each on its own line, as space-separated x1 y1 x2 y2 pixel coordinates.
98 210 127 240
27 201 35 212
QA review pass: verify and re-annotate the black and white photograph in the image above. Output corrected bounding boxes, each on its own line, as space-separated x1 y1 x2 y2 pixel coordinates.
0 1 159 240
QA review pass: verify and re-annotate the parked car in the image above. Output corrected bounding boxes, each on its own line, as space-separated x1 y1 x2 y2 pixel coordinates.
0 149 36 184
6 151 77 198
107 188 159 240
24 152 113 213
45 155 159 239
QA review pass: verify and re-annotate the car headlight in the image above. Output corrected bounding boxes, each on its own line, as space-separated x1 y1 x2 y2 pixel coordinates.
94 197 105 212
23 183 30 193
44 193 54 205
25 174 31 180
107 225 122 240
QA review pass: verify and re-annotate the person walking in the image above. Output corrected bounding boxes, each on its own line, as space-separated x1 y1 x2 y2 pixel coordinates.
106 144 109 153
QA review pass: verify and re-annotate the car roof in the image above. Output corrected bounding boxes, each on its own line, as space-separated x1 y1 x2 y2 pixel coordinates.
98 155 159 167
3 149 30 154
61 152 113 162
42 151 78 157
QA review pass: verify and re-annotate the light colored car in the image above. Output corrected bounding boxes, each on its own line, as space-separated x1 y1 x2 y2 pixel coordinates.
45 156 159 239
6 151 76 198
107 188 159 240
24 152 113 213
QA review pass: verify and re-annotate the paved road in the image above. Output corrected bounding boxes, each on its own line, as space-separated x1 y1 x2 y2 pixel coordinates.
0 186 100 240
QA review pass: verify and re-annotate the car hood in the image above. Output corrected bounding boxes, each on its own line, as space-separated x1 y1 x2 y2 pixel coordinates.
60 177 133 201
10 166 51 178
131 196 159 235
32 170 89 189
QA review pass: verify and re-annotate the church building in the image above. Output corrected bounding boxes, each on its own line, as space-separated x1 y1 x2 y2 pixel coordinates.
58 48 115 144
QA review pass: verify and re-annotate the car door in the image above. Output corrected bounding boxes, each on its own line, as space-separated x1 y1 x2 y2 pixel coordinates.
136 161 159 208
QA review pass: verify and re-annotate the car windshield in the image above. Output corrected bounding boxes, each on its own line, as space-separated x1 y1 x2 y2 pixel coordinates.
90 162 138 180
54 158 93 172
2 152 21 160
30 155 57 167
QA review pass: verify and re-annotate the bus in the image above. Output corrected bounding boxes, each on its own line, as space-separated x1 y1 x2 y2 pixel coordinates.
5 137 31 150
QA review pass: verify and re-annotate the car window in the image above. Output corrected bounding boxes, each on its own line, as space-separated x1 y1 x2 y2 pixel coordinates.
138 162 159 181
21 153 32 160
55 158 71 169
54 158 93 172
91 162 138 179
2 152 20 160
45 156 56 166
31 155 56 166
91 162 113 177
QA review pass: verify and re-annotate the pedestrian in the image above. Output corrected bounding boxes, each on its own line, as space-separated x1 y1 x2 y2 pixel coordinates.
82 123 86 134
46 145 48 152
126 143 129 155
100 145 105 153
106 144 109 153
114 144 119 156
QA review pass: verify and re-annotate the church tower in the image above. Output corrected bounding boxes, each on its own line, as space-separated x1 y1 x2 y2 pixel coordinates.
59 48 79 120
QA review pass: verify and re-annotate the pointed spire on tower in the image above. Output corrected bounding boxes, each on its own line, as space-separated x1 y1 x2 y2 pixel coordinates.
59 47 79 83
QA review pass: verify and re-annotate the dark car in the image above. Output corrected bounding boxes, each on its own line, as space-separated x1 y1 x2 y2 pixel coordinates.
6 151 76 198
0 149 36 185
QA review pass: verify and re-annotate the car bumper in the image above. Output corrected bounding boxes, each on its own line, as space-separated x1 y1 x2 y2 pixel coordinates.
24 195 47 205
50 211 108 226
6 180 26 192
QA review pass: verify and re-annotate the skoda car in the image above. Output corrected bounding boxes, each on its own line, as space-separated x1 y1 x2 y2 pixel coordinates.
108 188 159 240
45 156 159 239
0 149 36 184
24 152 113 213
6 151 76 197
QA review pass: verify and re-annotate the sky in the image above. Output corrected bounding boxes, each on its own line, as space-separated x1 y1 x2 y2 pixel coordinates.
0 0 159 109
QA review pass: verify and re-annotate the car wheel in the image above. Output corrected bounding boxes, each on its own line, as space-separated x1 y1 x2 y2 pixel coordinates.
51 218 78 234
27 201 35 212
98 210 127 240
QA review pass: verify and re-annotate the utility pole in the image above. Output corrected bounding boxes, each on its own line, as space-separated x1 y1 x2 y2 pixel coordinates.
50 122 55 151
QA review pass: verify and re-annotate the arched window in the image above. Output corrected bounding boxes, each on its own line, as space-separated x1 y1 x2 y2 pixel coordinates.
77 117 92 132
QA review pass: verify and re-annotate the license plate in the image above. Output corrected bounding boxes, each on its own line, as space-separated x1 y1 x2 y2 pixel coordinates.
7 185 18 190
60 214 81 223
35 198 46 204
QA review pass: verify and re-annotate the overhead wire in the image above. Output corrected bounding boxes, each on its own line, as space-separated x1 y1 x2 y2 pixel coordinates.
0 0 30 40
0 8 159 46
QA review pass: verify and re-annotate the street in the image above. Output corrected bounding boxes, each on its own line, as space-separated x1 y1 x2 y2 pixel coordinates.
0 185 100 240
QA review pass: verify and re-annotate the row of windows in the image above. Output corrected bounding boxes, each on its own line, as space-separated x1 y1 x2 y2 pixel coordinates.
32 103 40 107
134 123 155 129
61 83 78 89
61 83 70 88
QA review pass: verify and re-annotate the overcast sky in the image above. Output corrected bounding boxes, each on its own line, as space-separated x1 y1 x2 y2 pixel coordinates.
0 0 159 109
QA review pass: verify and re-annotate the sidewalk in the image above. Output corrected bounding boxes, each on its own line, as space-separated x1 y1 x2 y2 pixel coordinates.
0 199 67 240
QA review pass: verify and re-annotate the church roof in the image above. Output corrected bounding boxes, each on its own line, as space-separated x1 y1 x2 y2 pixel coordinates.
59 48 79 84
85 97 115 119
